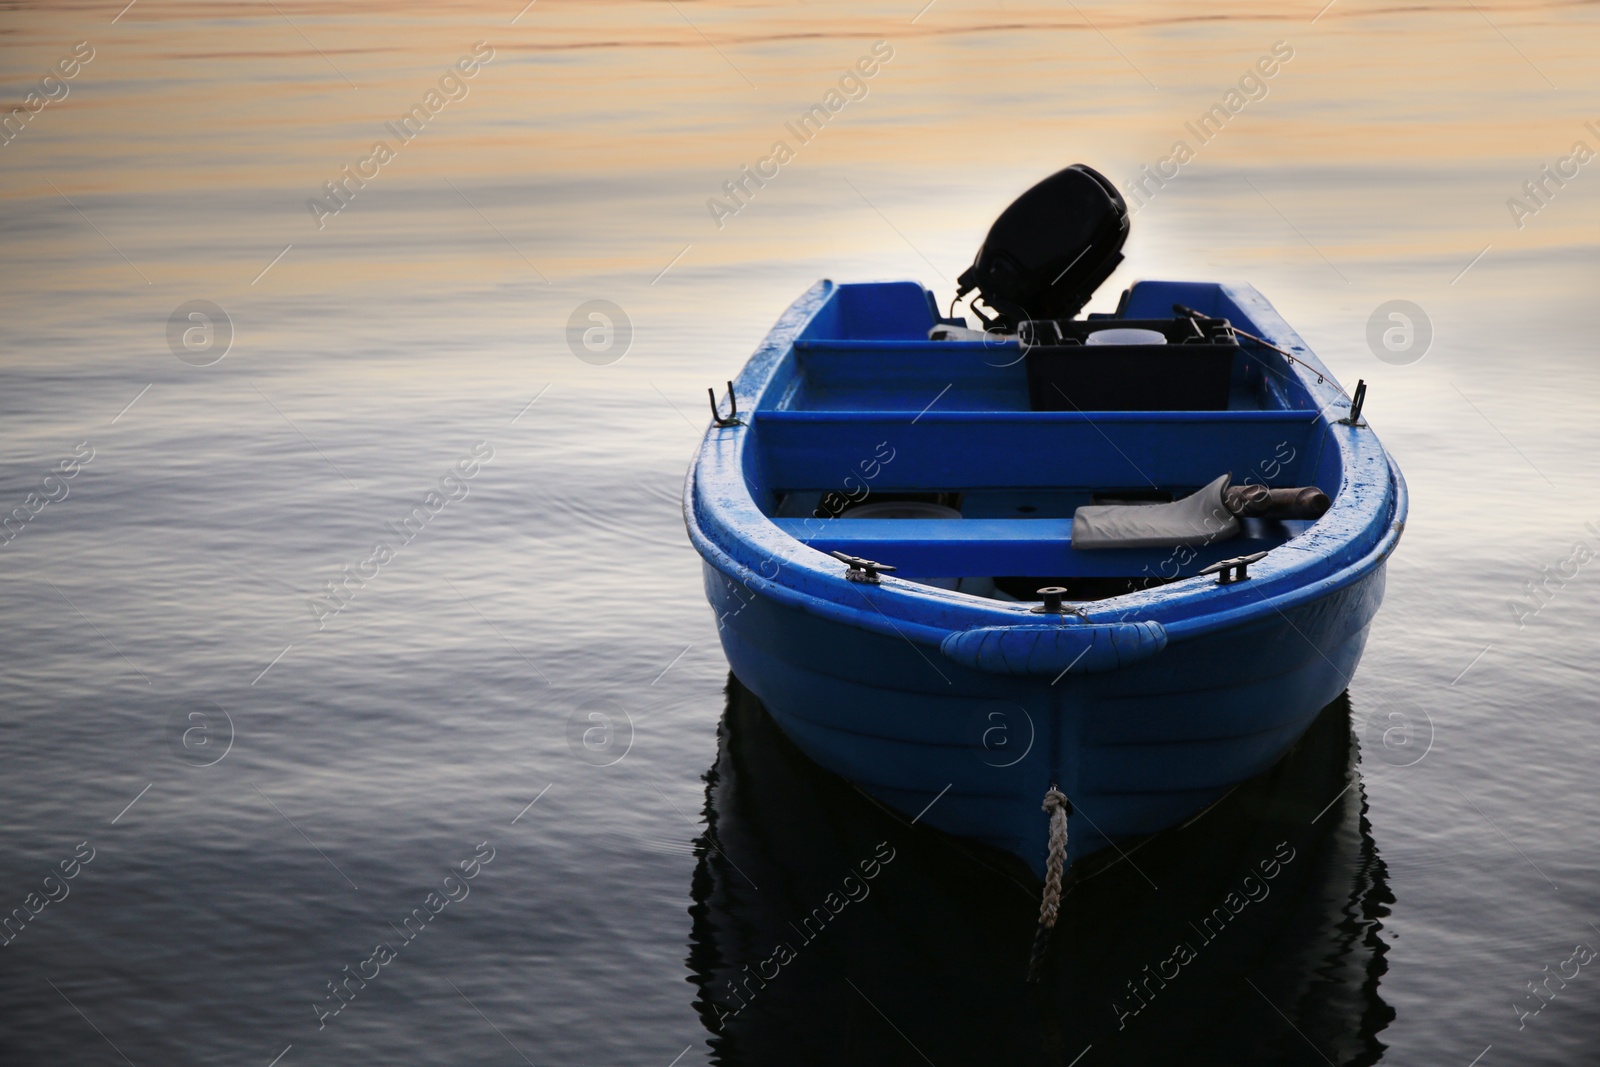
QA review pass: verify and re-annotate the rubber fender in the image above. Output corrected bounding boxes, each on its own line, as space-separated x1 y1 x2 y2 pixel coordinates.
939 620 1167 676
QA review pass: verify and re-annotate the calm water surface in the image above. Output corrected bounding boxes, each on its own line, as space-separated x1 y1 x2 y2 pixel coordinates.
3 2 1599 1063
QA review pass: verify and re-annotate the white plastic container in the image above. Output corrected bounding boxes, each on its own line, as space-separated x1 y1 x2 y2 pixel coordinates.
1086 327 1168 346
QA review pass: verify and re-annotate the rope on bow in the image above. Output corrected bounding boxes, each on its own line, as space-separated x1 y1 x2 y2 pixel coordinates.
1027 787 1071 982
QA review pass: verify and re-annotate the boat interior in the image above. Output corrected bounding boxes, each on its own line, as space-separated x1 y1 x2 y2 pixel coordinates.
747 281 1343 601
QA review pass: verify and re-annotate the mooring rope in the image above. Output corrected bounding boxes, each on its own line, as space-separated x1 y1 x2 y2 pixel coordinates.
1027 787 1071 982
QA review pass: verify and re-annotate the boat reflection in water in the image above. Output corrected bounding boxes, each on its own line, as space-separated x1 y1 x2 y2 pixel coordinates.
687 678 1394 1066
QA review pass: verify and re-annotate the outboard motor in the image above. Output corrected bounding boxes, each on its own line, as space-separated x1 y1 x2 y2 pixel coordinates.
955 164 1129 330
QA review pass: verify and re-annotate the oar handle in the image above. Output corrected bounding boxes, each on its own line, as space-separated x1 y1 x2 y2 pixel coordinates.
1223 484 1330 520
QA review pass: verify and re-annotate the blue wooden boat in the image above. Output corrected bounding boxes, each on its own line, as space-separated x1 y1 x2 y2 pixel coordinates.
684 171 1405 887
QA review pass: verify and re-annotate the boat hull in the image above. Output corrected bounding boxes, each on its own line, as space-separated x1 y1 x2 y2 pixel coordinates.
706 559 1385 880
690 679 1395 1063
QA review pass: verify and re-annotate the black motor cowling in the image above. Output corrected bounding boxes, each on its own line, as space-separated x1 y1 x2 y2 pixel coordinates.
956 164 1128 330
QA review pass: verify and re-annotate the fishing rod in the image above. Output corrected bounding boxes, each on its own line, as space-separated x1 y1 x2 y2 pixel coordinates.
1172 303 1349 398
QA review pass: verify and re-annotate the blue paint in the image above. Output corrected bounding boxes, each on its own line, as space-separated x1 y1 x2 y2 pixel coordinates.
685 279 1407 881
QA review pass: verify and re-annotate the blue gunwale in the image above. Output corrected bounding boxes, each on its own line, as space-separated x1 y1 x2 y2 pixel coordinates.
685 278 1406 658
757 409 1320 421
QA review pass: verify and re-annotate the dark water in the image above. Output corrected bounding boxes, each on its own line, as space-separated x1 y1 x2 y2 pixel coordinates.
4 2 1600 1064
